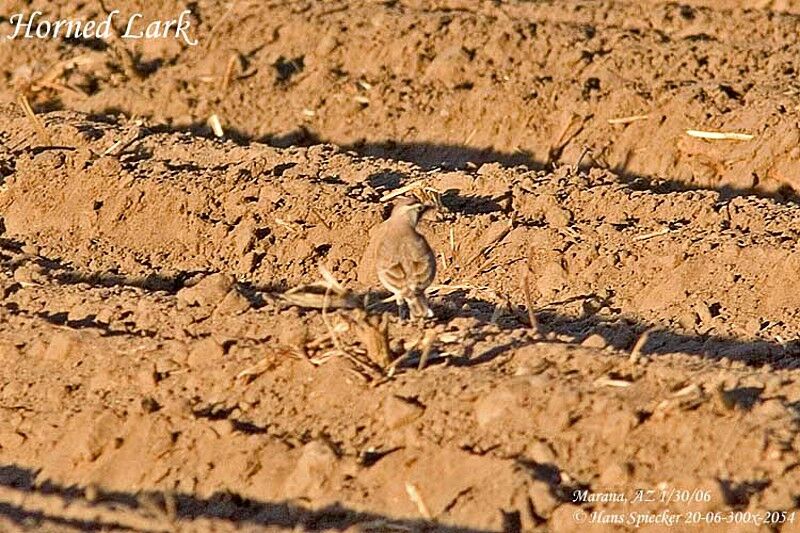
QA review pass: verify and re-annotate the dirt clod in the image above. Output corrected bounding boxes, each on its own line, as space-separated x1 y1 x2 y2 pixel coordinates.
383 395 425 429
177 273 235 308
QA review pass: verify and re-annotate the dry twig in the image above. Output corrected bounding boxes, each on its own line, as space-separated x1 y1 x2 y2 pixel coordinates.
97 122 144 158
417 329 437 371
345 310 392 368
208 114 224 138
594 377 633 388
522 270 539 332
404 482 432 519
16 94 51 145
608 114 649 125
220 54 240 94
632 227 673 241
629 327 654 363
686 129 754 141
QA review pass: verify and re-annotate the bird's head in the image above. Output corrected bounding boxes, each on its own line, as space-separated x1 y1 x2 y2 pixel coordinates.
390 196 427 226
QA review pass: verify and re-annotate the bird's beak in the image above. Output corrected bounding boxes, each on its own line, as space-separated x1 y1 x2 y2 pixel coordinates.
414 203 436 221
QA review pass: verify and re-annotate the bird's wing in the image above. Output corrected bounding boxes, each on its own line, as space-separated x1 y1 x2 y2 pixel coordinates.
376 227 436 292
399 235 436 290
376 239 408 281
358 221 387 284
378 259 410 290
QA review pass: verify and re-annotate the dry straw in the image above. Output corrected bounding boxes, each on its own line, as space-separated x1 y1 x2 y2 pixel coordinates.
686 129 753 141
608 114 649 125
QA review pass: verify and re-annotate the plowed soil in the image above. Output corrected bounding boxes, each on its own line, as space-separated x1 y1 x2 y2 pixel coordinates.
2 1 800 532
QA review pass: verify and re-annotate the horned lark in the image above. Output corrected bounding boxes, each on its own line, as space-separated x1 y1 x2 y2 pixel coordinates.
375 197 436 319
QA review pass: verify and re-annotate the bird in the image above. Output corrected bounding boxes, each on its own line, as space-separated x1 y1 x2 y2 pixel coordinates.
374 197 437 319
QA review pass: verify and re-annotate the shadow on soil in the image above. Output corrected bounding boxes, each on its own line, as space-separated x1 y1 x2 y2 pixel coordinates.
534 307 799 369
1 241 796 370
0 464 492 533
419 290 799 370
347 140 800 204
126 119 800 204
282 286 798 370
10 106 799 203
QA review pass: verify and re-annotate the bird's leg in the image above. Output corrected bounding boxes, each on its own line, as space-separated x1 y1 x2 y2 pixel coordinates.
407 294 434 320
396 293 407 321
420 294 434 319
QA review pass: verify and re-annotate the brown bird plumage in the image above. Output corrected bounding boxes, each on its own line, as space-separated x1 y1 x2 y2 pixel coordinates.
375 197 436 319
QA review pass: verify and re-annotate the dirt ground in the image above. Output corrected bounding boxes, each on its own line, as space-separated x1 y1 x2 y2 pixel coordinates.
2 0 800 531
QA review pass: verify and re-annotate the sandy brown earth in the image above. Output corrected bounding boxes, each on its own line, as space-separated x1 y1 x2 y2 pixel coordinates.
3 0 800 531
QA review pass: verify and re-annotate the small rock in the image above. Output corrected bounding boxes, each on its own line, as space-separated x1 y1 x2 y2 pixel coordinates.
283 441 339 496
474 385 522 428
763 375 784 395
67 304 94 323
529 480 559 517
210 419 234 438
696 303 714 325
162 397 193 417
213 289 251 316
239 251 257 273
315 34 339 56
139 397 161 414
20 243 39 255
753 398 789 419
95 308 114 325
713 383 737 411
13 263 47 286
536 261 568 297
513 346 549 375
527 440 557 464
581 333 607 349
233 219 256 256
177 273 235 307
600 408 640 447
745 317 763 336
0 430 25 449
162 340 189 365
337 258 356 275
511 488 539 531
84 485 98 503
44 332 81 361
78 411 123 461
549 503 584 533
599 461 633 487
677 311 699 330
136 365 158 390
422 45 474 89
383 395 424 429
187 338 225 368
154 355 181 374
544 206 573 228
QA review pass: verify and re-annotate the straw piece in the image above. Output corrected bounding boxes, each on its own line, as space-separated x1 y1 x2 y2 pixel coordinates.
608 114 649 125
686 129 753 141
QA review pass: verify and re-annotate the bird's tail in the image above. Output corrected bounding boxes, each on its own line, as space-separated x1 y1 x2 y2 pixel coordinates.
407 293 434 319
